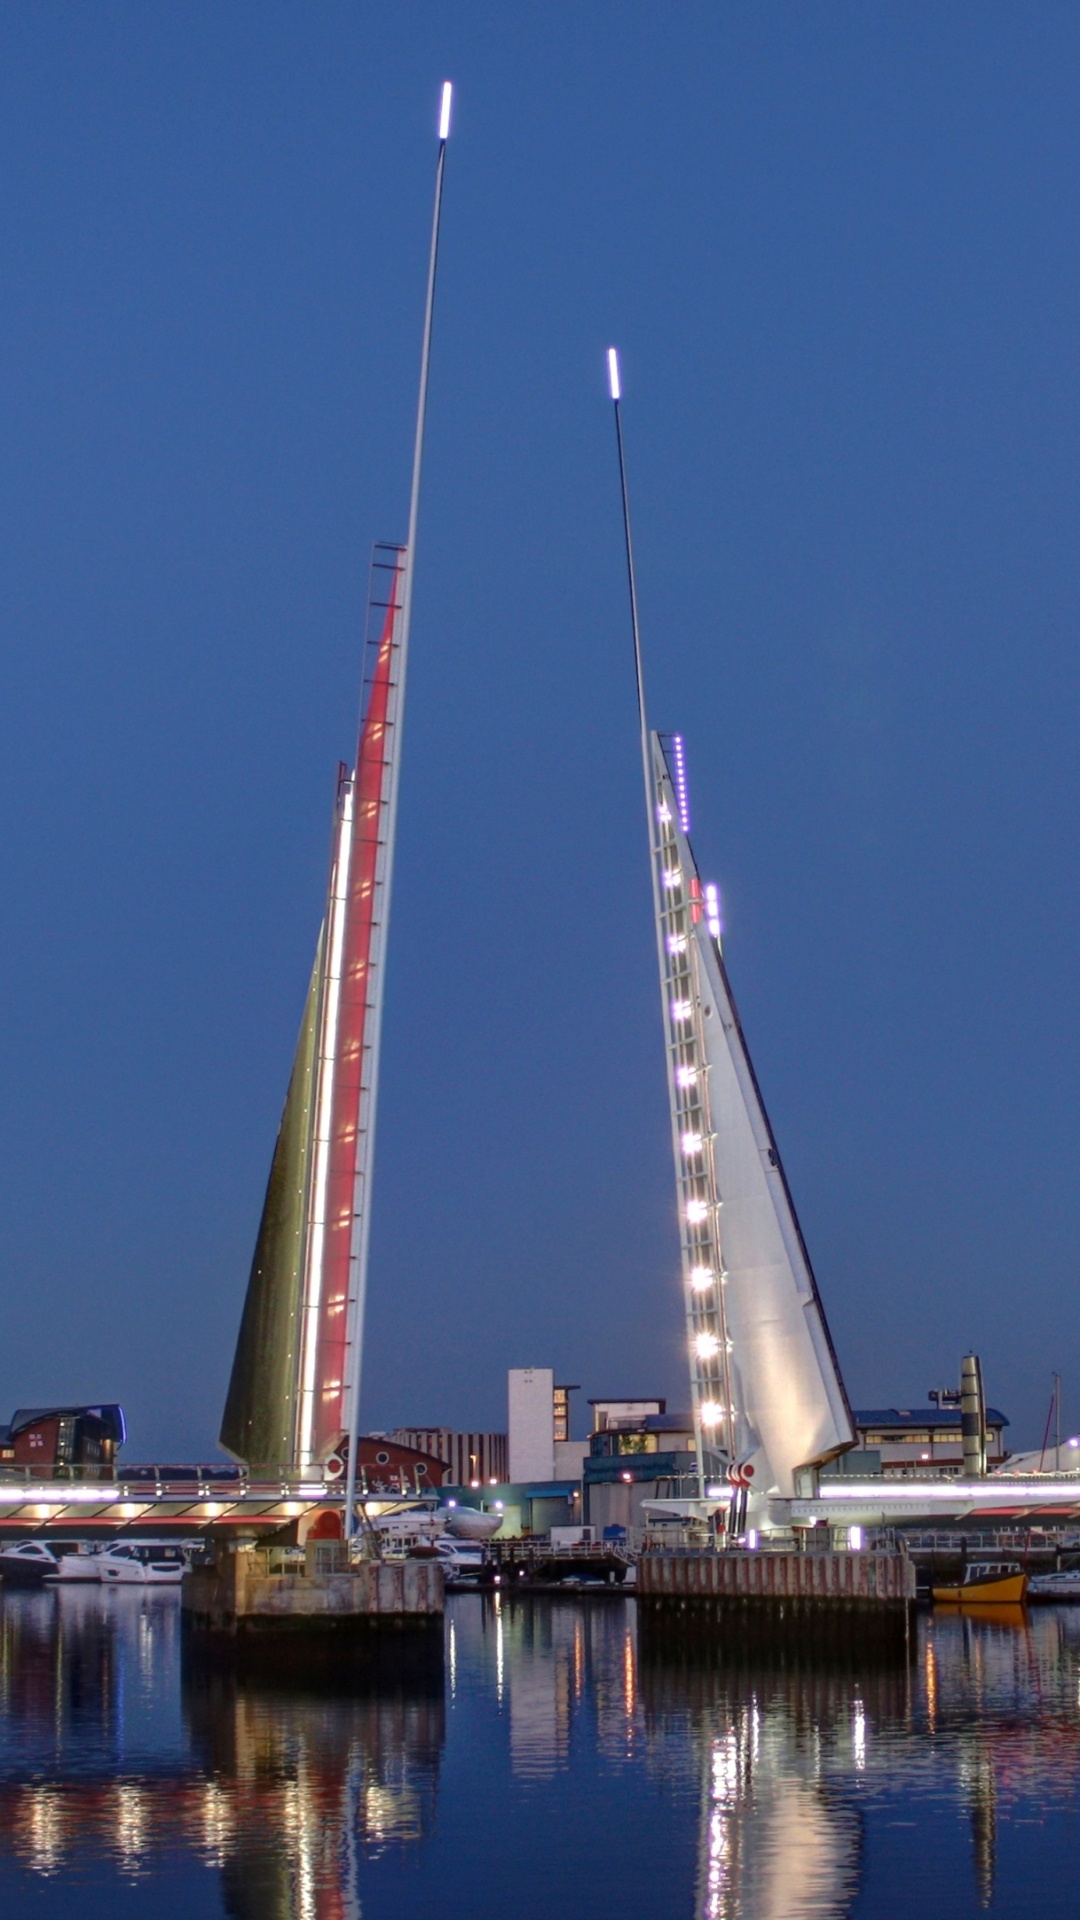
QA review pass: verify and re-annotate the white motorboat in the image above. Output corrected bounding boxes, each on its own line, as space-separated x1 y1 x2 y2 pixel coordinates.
0 1539 59 1586
1028 1569 1080 1602
51 1542 105 1583
369 1509 447 1553
433 1537 488 1582
442 1506 502 1543
97 1541 194 1585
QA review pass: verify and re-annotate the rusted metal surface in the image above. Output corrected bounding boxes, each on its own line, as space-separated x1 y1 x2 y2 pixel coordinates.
637 1549 915 1606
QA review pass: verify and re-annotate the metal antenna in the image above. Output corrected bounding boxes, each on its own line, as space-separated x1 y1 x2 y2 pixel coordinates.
608 348 655 839
343 82 453 1539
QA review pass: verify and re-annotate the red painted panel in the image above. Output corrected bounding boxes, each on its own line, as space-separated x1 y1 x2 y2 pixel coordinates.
312 565 404 1460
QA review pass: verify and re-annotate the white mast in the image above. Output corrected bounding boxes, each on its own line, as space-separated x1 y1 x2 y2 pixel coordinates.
608 350 735 1487
607 352 853 1503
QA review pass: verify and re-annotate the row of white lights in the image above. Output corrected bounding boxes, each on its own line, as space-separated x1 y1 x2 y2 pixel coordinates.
653 770 735 1441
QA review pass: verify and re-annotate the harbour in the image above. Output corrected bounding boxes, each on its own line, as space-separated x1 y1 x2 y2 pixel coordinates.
3 12 1080 1918
4 1579 1080 1918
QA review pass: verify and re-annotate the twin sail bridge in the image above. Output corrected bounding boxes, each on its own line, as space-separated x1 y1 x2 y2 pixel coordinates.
220 85 454 1530
607 348 854 1511
215 99 1017 1536
218 96 855 1526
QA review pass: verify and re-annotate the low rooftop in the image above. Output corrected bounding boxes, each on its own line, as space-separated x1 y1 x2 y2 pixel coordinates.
854 1407 1009 1430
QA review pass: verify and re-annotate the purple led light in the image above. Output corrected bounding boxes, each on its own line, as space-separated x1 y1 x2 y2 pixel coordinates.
672 734 690 834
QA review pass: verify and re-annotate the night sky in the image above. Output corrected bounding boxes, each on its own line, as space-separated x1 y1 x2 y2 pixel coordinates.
1 5 1078 1459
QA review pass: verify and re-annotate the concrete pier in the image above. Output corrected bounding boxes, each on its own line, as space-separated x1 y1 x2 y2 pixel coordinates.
182 1544 443 1669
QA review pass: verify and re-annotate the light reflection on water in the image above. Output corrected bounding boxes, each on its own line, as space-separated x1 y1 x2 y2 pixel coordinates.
1 1586 1080 1916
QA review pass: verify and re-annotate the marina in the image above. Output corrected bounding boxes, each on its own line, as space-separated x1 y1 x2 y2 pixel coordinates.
3 1580 1080 1917
2 13 1080 1917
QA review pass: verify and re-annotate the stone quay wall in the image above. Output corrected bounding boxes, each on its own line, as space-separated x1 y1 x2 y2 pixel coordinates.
183 1550 444 1641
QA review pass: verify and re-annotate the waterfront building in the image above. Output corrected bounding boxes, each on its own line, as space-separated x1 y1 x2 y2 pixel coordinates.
388 1430 508 1488
583 1409 698 1532
440 1480 578 1538
850 1406 1009 1477
0 1405 125 1474
589 1397 665 1433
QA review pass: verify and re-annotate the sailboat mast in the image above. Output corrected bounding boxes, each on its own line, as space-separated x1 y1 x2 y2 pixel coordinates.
342 83 453 1536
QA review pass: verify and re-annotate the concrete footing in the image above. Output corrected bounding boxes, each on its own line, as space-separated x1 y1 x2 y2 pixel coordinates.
182 1546 443 1671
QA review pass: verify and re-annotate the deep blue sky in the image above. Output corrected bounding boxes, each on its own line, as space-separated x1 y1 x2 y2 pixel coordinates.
0 4 1078 1456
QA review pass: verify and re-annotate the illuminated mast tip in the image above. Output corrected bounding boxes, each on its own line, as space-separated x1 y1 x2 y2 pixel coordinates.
439 81 453 141
607 346 621 401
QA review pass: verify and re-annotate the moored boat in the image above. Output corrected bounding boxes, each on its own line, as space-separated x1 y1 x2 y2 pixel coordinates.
933 1561 1027 1605
51 1543 105 1583
0 1539 58 1586
97 1541 196 1585
1028 1569 1080 1602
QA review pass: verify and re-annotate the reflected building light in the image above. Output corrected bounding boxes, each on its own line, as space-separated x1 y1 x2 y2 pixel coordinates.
27 1787 65 1875
114 1783 148 1869
199 1781 232 1867
852 1699 867 1771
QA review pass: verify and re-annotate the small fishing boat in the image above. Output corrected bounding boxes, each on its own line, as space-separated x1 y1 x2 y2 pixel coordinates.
933 1561 1027 1605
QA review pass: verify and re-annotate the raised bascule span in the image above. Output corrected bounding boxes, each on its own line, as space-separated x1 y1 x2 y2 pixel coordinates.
606 349 856 1511
220 84 454 1521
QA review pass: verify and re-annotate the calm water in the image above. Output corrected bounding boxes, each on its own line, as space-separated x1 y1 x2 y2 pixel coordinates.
1 1586 1080 1917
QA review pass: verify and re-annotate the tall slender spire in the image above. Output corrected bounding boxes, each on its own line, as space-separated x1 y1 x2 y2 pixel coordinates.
221 87 454 1510
607 353 853 1503
608 349 728 1485
340 85 452 1533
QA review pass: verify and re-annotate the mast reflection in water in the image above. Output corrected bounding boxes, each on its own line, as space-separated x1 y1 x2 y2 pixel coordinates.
4 1587 1080 1916
0 1585 442 1916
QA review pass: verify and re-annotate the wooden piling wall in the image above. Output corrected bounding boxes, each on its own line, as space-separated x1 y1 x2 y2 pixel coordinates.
638 1549 915 1610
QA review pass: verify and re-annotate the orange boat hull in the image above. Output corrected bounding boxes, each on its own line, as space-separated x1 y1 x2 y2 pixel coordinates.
933 1572 1027 1605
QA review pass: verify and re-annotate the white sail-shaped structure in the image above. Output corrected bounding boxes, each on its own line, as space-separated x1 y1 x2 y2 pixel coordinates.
606 347 853 1504
648 734 854 1499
